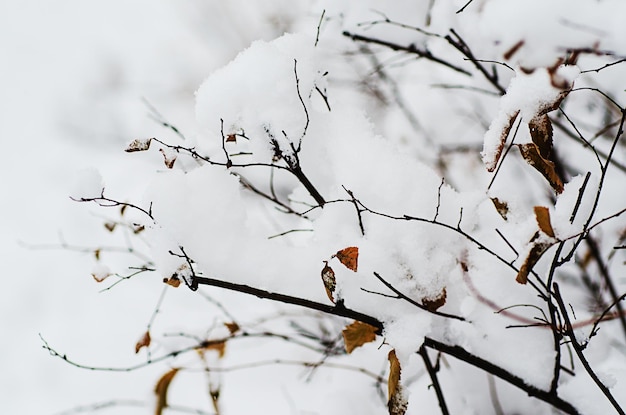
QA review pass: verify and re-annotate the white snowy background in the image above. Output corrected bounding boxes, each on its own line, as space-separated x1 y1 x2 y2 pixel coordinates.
1 1 625 414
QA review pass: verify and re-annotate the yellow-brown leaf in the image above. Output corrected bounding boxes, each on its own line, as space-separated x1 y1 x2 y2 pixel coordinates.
534 206 555 238
334 246 359 272
202 340 226 358
388 350 407 415
163 276 181 288
224 322 240 335
342 320 377 353
518 143 564 194
516 239 554 284
135 331 151 354
104 222 116 232
154 368 179 415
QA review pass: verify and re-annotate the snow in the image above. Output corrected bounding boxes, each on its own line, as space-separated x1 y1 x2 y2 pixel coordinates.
4 1 626 414
482 65 580 170
69 168 104 200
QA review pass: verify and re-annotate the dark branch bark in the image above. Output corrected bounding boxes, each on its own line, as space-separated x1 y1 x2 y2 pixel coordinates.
193 275 581 414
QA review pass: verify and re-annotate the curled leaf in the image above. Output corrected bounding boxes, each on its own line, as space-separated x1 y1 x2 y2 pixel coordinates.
135 331 151 354
516 235 554 284
484 110 520 172
200 340 226 358
534 206 555 238
163 276 181 288
334 246 359 272
155 368 179 415
224 322 240 334
528 114 553 159
518 143 564 193
388 350 407 415
125 138 152 152
491 197 509 220
159 148 177 169
104 222 116 232
342 320 377 353
225 134 237 142
321 262 336 303
422 288 447 312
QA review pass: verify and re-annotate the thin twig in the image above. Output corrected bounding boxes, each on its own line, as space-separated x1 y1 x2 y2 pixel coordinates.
553 283 625 415
419 345 450 415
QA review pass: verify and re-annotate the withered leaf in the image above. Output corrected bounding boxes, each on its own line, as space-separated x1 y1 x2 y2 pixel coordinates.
321 262 336 303
516 238 554 284
528 114 553 160
163 276 181 288
200 340 226 358
342 320 378 353
388 350 407 415
487 110 520 172
534 206 555 238
159 148 177 169
155 368 179 415
104 222 116 232
422 288 447 312
94 249 101 260
125 138 152 153
334 246 359 272
133 224 145 234
224 322 240 334
503 40 525 60
518 143 564 193
120 205 127 216
225 134 237 143
491 197 509 220
135 331 151 354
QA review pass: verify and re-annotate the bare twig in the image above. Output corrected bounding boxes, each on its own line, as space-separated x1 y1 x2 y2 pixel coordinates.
553 283 625 415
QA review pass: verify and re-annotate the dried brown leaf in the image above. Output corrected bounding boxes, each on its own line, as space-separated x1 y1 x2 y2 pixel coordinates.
321 262 336 303
342 320 377 354
487 110 520 172
491 197 509 220
503 40 525 60
334 246 359 272
104 222 116 232
226 134 237 143
163 276 181 288
528 114 553 159
135 331 151 354
388 350 407 415
154 368 179 415
534 206 555 238
200 340 227 358
422 288 447 312
159 148 177 169
94 249 101 260
518 143 564 193
516 239 554 284
125 138 152 153
224 322 240 334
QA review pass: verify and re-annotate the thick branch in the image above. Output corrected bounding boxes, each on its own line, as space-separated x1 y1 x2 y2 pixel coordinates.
423 338 581 415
